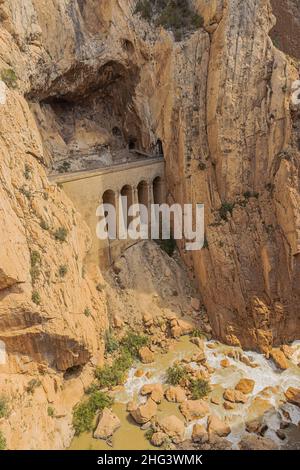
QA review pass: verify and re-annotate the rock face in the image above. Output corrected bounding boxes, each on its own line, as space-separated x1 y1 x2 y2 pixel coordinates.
0 0 300 450
93 408 121 440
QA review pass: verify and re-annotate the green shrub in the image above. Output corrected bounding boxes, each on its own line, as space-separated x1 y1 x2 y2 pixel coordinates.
30 251 41 267
144 426 154 441
26 378 41 394
0 397 9 419
58 161 71 173
32 291 41 305
20 186 31 199
191 329 204 338
188 378 211 400
134 0 204 41
121 332 149 358
166 364 188 385
219 202 235 221
95 363 125 388
95 347 134 388
54 227 68 242
105 331 119 354
72 391 113 435
0 431 6 450
47 406 55 417
84 307 92 317
24 164 32 180
1 68 17 88
156 237 176 257
40 219 50 231
135 0 152 19
58 265 68 278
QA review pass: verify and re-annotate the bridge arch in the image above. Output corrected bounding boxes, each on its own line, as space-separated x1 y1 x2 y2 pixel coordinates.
153 176 164 205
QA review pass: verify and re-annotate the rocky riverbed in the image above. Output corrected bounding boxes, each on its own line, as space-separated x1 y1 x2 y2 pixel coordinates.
70 333 300 451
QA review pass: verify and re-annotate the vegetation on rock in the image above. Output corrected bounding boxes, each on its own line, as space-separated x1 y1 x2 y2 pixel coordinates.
134 0 204 41
72 391 113 435
166 363 188 385
188 378 211 400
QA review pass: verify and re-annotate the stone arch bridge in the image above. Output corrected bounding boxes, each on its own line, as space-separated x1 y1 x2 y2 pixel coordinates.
50 157 165 267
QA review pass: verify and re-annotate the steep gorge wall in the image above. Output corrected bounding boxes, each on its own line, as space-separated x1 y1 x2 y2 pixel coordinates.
0 0 299 448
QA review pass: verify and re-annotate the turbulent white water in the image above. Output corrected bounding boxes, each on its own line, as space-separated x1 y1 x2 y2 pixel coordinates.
114 338 300 448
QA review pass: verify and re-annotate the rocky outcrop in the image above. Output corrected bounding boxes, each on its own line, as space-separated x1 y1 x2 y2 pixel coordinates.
180 399 209 421
285 387 300 407
156 415 185 444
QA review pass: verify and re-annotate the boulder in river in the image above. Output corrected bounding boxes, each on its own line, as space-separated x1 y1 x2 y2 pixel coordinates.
157 415 185 443
139 346 154 364
140 384 164 403
285 387 300 407
223 388 248 404
130 398 157 424
270 348 289 370
235 378 255 394
239 434 278 450
207 414 231 438
165 386 187 403
180 399 209 421
151 432 168 447
192 424 209 443
93 408 121 440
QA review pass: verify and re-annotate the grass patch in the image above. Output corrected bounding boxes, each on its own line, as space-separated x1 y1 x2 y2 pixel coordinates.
1 68 17 88
0 431 6 450
219 202 235 221
0 396 9 419
166 363 188 385
105 331 119 354
26 378 41 394
121 331 149 358
47 406 55 417
84 307 92 317
72 391 113 435
58 265 68 278
54 227 68 242
190 329 204 338
188 378 211 400
32 291 41 305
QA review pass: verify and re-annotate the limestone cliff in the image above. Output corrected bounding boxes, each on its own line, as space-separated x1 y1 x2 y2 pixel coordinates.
0 0 299 449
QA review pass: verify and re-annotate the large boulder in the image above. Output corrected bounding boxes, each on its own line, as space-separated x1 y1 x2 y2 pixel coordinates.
157 415 185 443
192 424 209 443
180 399 209 421
140 384 164 403
130 398 157 424
239 434 278 450
285 387 300 407
139 346 154 364
207 415 231 438
165 386 187 403
235 378 255 395
93 408 121 440
270 348 289 370
223 389 248 404
151 432 168 447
